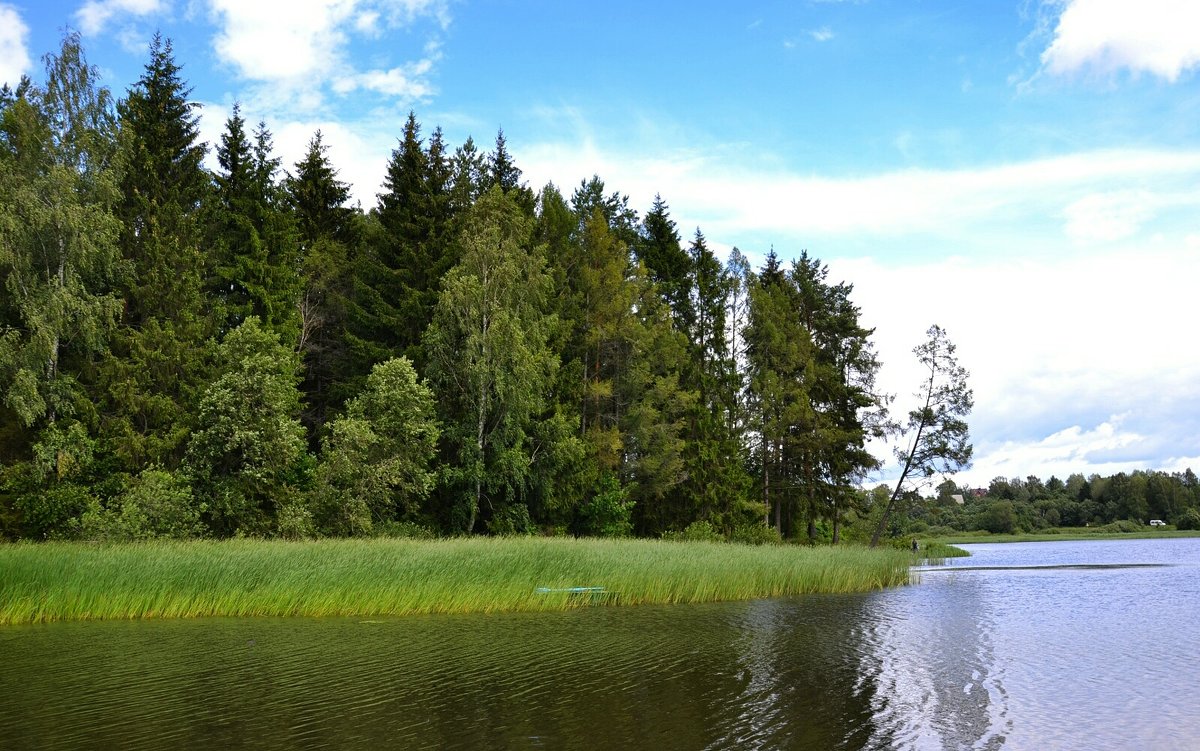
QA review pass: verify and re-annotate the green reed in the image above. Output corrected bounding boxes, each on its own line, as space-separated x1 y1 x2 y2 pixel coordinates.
0 537 912 625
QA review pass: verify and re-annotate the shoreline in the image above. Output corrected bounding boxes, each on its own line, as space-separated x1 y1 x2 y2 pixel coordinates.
925 529 1200 545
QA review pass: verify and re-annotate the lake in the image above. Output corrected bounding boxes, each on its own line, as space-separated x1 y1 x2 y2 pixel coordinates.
2 537 1198 749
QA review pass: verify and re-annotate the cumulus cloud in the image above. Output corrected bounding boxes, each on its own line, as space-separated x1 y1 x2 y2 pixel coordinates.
518 136 1200 246
75 0 165 36
206 0 448 109
828 245 1200 487
0 3 31 88
1040 0 1200 81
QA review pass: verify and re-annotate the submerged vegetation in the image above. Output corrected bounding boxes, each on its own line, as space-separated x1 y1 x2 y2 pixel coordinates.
0 538 912 625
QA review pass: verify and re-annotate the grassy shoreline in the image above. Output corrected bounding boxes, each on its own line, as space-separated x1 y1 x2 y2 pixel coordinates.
0 537 913 625
925 528 1200 545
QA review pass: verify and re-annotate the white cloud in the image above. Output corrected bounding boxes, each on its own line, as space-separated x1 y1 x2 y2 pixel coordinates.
206 0 447 111
518 137 1200 245
1062 189 1156 243
829 245 1200 487
967 417 1147 485
810 27 835 42
1040 0 1200 81
0 3 31 88
75 0 165 36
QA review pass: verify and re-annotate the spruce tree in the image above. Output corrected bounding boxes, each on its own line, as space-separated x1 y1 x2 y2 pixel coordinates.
348 112 446 374
100 33 211 471
208 106 300 341
287 131 358 435
637 195 692 326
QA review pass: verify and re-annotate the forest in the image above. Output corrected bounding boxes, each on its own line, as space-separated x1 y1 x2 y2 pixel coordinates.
4 33 1186 547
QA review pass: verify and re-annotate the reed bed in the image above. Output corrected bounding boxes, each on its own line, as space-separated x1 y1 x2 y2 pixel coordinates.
0 537 912 625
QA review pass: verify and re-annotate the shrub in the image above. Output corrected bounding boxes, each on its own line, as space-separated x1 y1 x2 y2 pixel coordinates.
666 520 724 543
578 473 633 538
1174 509 1200 531
1101 519 1141 533
80 468 203 542
729 523 781 546
373 520 437 539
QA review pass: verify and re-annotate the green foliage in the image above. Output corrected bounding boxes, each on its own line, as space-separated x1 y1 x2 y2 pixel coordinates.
1100 519 1142 533
101 34 211 473
0 32 123 429
979 500 1017 534
80 467 203 542
425 187 556 533
1176 508 1200 531
729 523 783 546
578 473 633 538
183 317 308 536
667 520 725 543
310 357 439 536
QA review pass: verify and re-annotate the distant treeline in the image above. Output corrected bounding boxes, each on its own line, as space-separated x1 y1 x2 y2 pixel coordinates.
1 33 898 543
898 470 1200 536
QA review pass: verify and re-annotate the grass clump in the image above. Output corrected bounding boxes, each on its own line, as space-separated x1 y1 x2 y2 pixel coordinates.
0 537 911 625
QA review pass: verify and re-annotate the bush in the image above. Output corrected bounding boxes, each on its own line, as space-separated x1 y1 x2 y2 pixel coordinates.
373 520 437 539
578 473 633 538
487 503 534 536
1101 519 1141 533
663 520 724 543
1174 509 1200 531
80 468 203 542
729 523 781 546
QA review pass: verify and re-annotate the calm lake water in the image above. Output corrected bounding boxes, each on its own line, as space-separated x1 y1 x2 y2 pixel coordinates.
2 538 1199 750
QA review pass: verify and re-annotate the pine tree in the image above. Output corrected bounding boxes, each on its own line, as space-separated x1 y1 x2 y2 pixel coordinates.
449 135 486 214
744 250 816 537
675 230 750 531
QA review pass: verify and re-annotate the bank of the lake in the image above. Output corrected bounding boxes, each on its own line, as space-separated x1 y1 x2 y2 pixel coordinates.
926 528 1200 545
0 537 912 625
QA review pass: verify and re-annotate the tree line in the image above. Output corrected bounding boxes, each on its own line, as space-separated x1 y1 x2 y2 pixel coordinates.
0 33 967 544
891 469 1200 537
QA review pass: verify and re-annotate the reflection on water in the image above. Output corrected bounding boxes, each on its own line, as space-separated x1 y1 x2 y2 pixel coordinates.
2 538 1199 750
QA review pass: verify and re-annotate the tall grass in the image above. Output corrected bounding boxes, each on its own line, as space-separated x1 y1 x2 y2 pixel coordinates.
0 538 912 625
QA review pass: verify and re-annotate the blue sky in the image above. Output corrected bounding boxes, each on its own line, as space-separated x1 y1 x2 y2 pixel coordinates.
4 0 1200 489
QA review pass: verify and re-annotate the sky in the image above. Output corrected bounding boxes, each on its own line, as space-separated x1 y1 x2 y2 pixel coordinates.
4 0 1200 490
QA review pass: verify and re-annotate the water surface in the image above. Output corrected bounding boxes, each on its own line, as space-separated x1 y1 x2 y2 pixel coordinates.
2 537 1198 749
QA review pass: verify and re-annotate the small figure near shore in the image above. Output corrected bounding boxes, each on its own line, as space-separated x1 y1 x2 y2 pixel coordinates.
911 538 919 553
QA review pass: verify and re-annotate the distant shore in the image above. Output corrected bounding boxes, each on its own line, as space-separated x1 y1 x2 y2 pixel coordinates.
925 528 1200 545
0 537 913 626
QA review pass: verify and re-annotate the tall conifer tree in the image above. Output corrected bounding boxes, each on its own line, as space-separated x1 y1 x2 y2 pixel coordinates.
101 33 211 471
